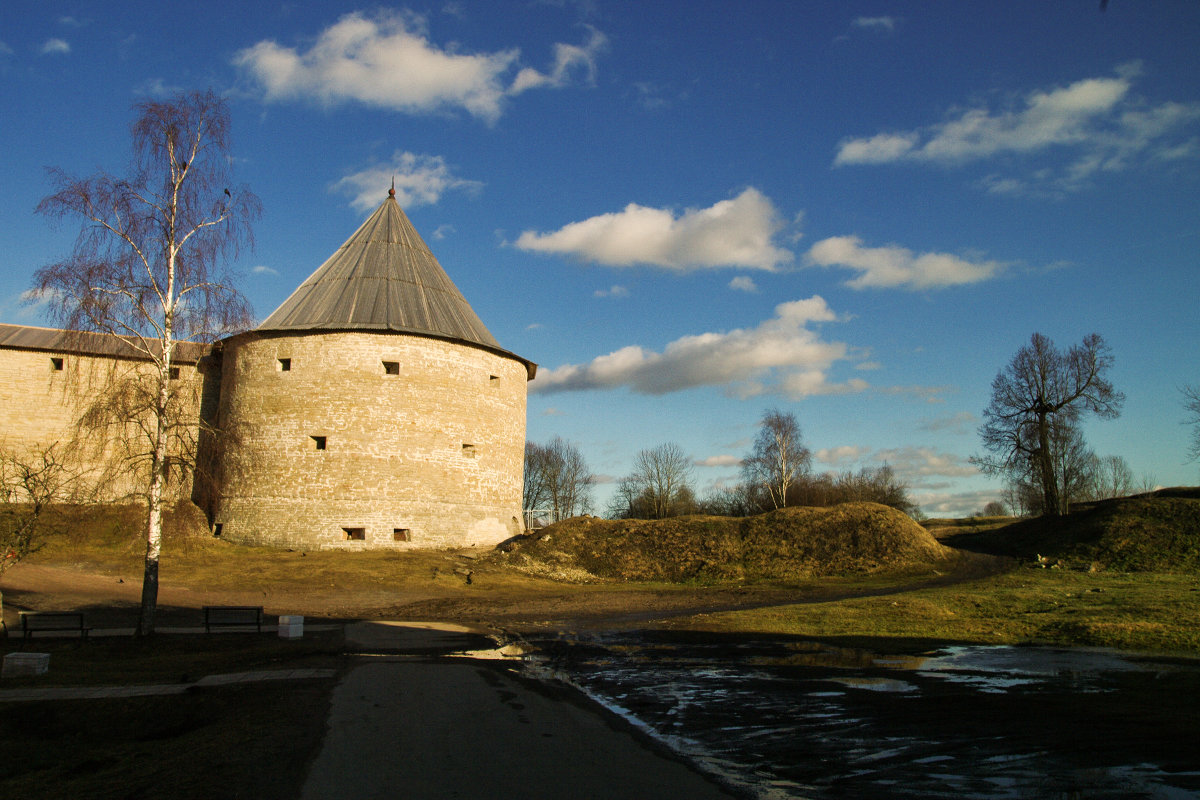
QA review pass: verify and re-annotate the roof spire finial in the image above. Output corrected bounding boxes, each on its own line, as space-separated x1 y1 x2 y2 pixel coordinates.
389 176 395 199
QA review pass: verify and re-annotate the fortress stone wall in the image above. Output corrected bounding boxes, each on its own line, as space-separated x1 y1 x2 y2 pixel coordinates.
1 192 534 551
212 330 528 549
0 329 204 503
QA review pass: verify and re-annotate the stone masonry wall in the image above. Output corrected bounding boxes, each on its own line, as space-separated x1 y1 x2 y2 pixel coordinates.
0 345 203 502
213 330 528 550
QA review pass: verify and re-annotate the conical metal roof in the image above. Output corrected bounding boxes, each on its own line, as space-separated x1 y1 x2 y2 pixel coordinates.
257 192 501 350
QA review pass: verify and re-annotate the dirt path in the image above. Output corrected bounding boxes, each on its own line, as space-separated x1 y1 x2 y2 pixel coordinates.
2 551 1012 633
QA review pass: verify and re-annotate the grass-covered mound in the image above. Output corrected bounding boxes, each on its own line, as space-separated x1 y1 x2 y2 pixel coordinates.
498 502 951 583
941 488 1200 573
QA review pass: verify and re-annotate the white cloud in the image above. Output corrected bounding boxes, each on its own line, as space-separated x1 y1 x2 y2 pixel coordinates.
136 78 185 98
234 10 604 123
432 224 455 240
834 64 1200 193
40 38 70 55
878 384 953 404
251 265 280 276
593 285 629 298
531 295 866 399
873 446 979 484
729 276 758 292
511 26 606 93
333 151 482 212
915 489 1005 520
515 188 793 271
696 454 742 468
816 445 869 466
852 16 897 32
807 235 1001 290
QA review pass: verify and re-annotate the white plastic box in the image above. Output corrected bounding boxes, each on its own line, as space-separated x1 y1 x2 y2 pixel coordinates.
277 615 304 639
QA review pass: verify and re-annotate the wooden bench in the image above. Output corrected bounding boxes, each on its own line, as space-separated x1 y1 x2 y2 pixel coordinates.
20 611 90 640
202 605 264 633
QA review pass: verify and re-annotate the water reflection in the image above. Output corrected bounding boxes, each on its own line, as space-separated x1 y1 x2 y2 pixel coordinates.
523 632 1200 799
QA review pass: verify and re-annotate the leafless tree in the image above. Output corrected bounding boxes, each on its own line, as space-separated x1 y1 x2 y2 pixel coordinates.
523 437 594 525
1184 384 1200 467
742 409 811 509
1085 454 1136 501
32 90 259 635
0 443 88 634
972 333 1123 517
612 443 696 519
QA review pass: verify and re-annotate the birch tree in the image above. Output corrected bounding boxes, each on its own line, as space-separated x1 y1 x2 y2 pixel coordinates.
742 409 811 509
33 90 259 635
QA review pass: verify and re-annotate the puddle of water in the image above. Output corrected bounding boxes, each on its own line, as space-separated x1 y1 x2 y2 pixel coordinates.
521 632 1200 800
821 676 918 693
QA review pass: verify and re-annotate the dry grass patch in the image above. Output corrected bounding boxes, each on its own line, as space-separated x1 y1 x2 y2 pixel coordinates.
674 569 1200 655
499 503 951 583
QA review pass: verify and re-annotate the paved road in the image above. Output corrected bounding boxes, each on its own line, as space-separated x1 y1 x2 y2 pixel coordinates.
300 622 738 800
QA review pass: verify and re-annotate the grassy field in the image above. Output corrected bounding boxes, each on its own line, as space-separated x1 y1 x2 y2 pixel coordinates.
671 568 1200 655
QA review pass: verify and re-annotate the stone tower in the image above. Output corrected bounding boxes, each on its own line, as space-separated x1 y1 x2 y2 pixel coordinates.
211 191 535 549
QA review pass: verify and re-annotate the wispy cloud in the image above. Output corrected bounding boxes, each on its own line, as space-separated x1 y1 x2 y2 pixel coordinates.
593 284 629 298
511 26 606 93
696 454 742 468
531 295 867 399
251 265 280 276
874 446 979 484
234 10 604 123
40 38 70 55
834 63 1200 194
333 151 482 212
852 16 897 32
815 445 870 466
729 276 758 292
516 188 793 271
918 411 977 434
807 235 1001 290
916 488 1003 519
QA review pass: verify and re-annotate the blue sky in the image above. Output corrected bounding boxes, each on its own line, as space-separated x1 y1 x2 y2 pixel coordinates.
2 1 1198 516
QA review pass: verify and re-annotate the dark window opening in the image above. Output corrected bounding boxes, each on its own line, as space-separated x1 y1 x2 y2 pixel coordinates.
312 435 327 450
343 527 366 541
462 443 476 458
278 358 292 372
393 528 411 542
169 366 181 380
383 361 400 375
213 523 223 538
489 374 500 385
50 357 64 371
